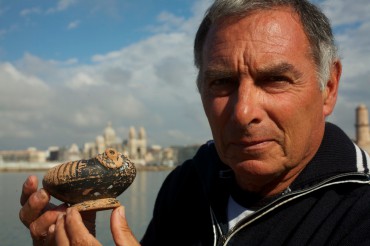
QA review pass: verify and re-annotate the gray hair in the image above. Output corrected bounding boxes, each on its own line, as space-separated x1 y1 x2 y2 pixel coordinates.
194 0 339 91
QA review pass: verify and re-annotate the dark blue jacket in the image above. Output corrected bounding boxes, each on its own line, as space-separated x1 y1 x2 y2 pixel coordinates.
141 123 370 245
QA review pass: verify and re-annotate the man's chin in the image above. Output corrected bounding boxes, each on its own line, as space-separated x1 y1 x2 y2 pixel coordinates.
228 159 282 178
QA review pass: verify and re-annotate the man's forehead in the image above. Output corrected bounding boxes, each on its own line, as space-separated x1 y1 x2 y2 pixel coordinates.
201 7 312 69
205 7 305 45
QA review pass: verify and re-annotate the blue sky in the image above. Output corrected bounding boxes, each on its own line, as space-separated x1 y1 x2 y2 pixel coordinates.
0 0 194 62
0 0 370 150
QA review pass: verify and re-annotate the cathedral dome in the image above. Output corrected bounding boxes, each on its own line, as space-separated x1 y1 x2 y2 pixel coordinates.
96 135 105 145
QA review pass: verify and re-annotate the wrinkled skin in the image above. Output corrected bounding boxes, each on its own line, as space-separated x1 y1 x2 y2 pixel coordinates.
199 7 341 196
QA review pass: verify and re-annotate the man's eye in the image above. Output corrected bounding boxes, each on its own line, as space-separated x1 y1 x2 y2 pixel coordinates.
253 74 294 93
265 76 291 83
257 75 293 89
212 78 232 86
207 78 237 96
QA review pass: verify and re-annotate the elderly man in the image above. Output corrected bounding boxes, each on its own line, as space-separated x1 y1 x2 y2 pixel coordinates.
20 0 370 245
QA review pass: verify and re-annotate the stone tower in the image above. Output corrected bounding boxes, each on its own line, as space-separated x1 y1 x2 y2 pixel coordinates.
355 104 370 146
128 127 137 159
137 127 147 159
127 126 147 164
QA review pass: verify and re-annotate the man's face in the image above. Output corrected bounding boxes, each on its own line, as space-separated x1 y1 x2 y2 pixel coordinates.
199 8 337 194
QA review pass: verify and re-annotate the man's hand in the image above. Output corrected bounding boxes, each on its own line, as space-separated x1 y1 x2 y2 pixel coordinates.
53 207 102 246
19 175 68 245
53 206 140 246
111 206 140 246
20 175 139 245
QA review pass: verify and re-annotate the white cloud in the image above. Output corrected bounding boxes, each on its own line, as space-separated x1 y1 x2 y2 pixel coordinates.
0 1 211 150
57 0 77 10
47 0 77 14
320 0 370 26
6 0 369 151
15 53 76 85
66 72 99 89
0 0 211 150
0 63 52 144
20 7 42 17
88 0 122 20
147 11 186 33
67 20 80 30
0 62 49 89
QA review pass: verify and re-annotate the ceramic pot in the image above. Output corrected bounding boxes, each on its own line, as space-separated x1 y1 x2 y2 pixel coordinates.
43 148 136 211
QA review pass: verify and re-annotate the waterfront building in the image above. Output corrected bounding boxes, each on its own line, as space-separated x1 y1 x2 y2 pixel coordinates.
64 143 82 161
0 147 46 163
145 145 163 166
126 127 147 165
83 122 147 165
176 145 201 165
47 146 60 161
145 145 177 167
83 122 124 159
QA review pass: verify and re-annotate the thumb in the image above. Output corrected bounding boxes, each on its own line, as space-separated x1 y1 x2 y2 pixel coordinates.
111 206 140 246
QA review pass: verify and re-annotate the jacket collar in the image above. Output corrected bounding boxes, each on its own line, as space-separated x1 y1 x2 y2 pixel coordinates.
290 122 369 191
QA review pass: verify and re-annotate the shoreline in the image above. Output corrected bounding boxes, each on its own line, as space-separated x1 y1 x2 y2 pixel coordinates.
0 163 175 173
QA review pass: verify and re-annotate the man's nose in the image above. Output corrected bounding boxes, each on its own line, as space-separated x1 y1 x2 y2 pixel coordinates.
231 80 262 127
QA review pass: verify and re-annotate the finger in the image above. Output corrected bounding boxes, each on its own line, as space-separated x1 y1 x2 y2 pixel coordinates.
64 207 101 245
65 207 91 235
19 188 50 228
20 175 38 205
111 206 140 246
28 204 68 242
44 224 56 246
55 213 70 246
80 210 97 236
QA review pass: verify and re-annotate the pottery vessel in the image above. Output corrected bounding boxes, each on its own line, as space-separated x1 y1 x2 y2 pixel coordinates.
43 148 136 211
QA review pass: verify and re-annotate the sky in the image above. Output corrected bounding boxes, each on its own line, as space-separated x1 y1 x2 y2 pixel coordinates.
0 0 369 151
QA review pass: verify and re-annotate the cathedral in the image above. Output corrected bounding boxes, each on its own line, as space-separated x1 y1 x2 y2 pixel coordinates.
82 122 147 165
355 104 370 154
126 126 147 164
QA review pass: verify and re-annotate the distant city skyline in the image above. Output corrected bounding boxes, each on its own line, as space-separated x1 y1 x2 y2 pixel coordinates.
0 0 370 150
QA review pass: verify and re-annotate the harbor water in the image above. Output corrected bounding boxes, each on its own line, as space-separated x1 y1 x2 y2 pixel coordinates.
0 169 171 245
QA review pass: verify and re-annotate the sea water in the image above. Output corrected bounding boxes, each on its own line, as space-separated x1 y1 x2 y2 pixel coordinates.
0 170 170 245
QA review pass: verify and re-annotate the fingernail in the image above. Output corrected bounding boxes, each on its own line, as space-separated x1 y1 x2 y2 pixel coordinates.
56 213 65 227
118 206 125 218
49 224 55 233
57 213 65 220
26 176 33 186
36 189 47 200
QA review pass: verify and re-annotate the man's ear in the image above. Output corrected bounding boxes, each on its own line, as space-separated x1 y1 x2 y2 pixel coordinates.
323 60 342 117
